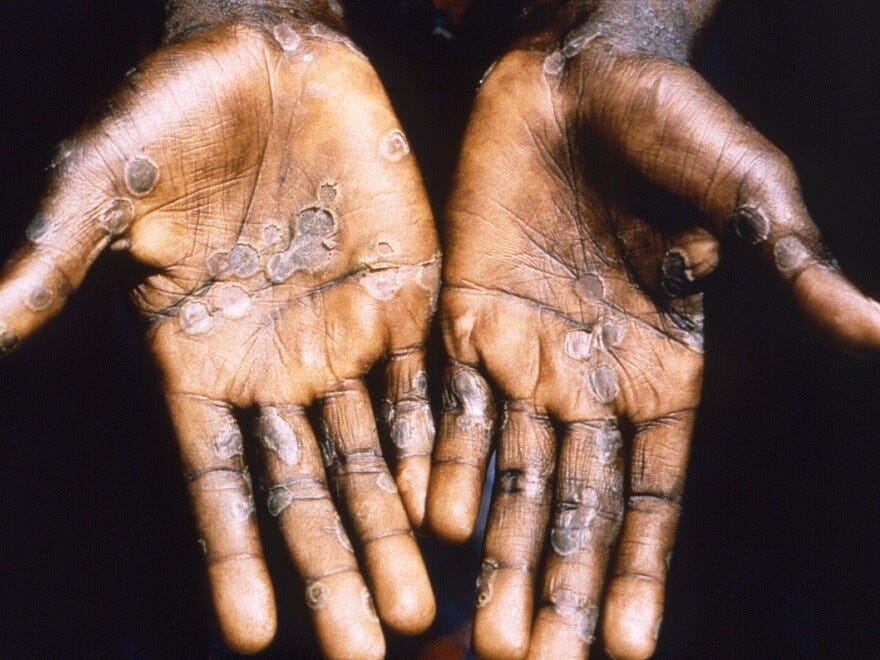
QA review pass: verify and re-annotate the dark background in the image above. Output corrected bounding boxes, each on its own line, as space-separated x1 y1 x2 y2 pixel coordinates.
1 1 878 657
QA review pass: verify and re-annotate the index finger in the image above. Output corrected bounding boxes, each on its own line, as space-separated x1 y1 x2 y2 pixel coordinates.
577 46 880 355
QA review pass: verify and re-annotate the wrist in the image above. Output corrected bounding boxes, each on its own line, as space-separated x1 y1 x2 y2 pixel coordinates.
521 0 720 61
163 0 346 42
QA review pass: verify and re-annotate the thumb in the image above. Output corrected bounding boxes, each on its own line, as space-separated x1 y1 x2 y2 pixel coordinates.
0 26 268 355
0 134 140 353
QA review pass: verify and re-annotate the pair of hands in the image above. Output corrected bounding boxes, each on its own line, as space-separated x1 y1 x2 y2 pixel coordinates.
2 9 878 660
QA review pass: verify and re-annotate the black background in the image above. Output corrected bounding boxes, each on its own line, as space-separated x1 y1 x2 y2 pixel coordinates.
1 1 878 657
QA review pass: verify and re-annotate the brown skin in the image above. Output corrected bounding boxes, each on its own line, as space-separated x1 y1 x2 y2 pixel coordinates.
0 6 437 657
428 2 880 659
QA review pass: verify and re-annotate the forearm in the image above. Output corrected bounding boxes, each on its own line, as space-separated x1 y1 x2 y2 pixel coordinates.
164 0 345 41
585 0 721 59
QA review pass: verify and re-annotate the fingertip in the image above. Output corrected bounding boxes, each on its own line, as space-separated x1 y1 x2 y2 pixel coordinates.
365 535 436 635
792 266 880 357
601 577 663 660
310 572 386 660
426 464 481 543
397 455 430 531
208 559 277 655
473 569 533 660
528 610 590 660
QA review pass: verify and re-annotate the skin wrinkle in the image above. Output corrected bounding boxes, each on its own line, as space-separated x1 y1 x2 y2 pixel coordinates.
4 1 880 658
446 283 702 354
142 257 438 329
0 7 440 654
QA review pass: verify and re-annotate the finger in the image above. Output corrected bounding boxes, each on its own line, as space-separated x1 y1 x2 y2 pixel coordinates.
580 49 880 354
383 346 435 530
321 381 435 635
472 401 555 659
257 403 385 660
529 420 624 660
427 361 496 543
165 393 275 655
601 409 694 660
0 154 138 355
729 206 880 355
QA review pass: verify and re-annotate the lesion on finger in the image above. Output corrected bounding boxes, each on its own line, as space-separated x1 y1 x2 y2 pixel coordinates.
382 346 434 459
186 466 261 564
540 585 600 646
321 447 411 541
436 363 494 460
729 205 839 285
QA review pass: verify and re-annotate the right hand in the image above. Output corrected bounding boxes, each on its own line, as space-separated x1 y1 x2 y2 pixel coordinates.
0 19 438 658
428 18 880 659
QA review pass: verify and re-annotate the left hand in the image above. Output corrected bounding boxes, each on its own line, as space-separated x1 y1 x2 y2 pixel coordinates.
427 17 880 660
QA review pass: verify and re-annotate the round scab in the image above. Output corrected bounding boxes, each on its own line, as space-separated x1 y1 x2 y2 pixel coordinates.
599 321 622 350
209 244 261 280
774 235 811 274
26 286 53 312
390 412 411 448
179 301 213 335
124 156 159 196
475 560 498 608
98 198 134 236
550 521 593 557
296 207 334 236
273 23 302 52
564 330 593 360
228 244 261 278
360 269 400 301
551 487 599 557
214 284 252 320
213 426 244 459
732 207 770 244
305 581 328 610
575 273 604 301
376 472 398 493
451 369 479 400
230 492 255 521
379 129 410 162
267 487 293 517
318 182 338 205
450 369 490 416
661 250 696 297
594 421 622 465
25 214 51 242
411 371 428 397
0 325 19 354
259 407 301 466
549 588 599 642
262 224 282 246
543 50 565 76
589 366 619 404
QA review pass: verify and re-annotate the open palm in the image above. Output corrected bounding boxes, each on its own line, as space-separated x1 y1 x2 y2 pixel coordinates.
0 21 438 658
428 20 880 660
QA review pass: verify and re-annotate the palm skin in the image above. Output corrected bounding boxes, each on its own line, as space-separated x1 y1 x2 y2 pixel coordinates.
427 19 880 660
0 21 438 658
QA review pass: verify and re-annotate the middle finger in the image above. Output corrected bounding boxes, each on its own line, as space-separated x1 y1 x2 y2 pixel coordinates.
320 379 435 634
